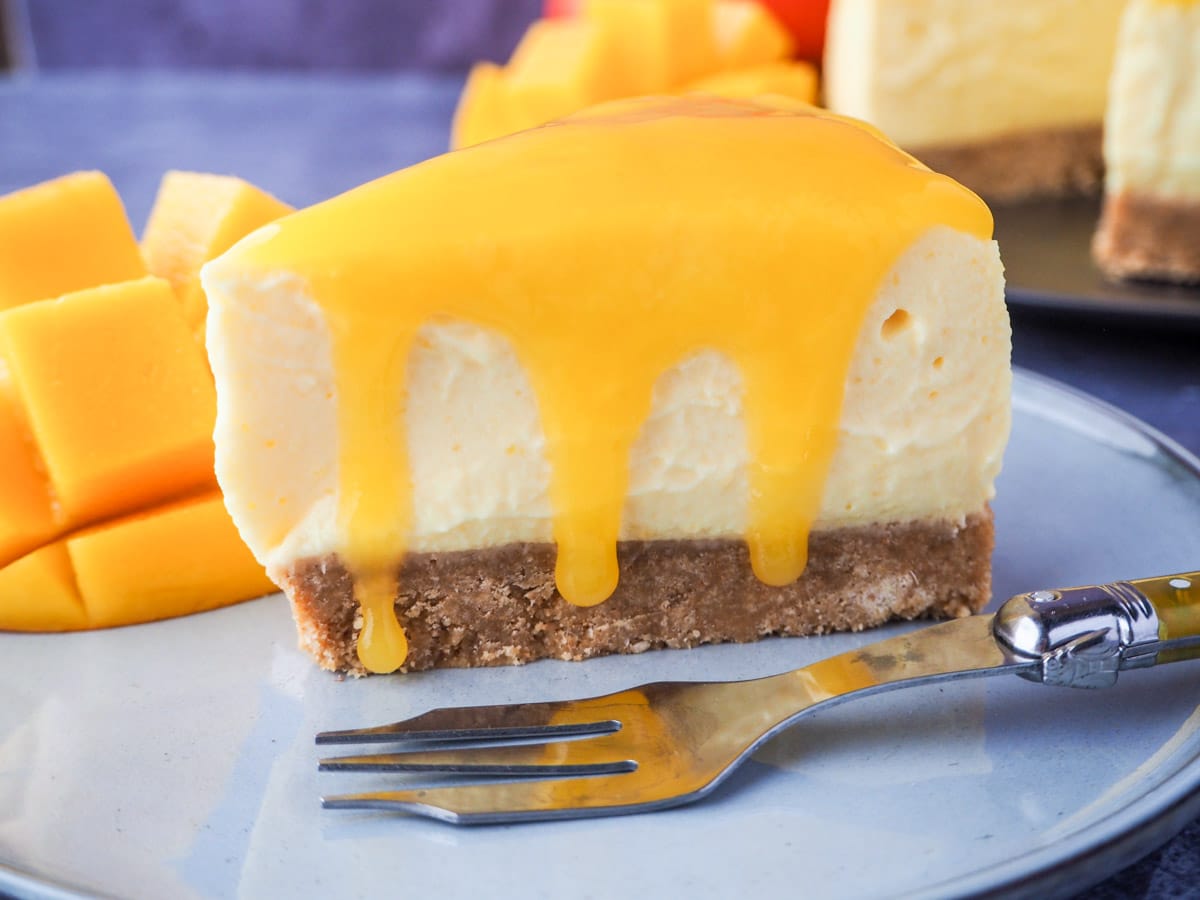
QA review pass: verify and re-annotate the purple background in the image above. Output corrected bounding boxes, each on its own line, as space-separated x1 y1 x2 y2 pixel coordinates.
5 0 539 71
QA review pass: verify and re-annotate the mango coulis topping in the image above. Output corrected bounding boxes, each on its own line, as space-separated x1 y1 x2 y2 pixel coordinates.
226 96 993 673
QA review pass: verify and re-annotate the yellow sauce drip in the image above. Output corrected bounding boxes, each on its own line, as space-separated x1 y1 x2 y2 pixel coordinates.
236 96 992 673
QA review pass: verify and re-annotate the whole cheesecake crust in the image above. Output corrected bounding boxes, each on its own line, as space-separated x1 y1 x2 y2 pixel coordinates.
911 124 1103 204
280 511 994 675
1093 191 1200 284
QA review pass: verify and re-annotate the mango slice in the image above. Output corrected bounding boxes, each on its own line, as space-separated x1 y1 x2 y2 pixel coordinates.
0 370 56 565
0 172 145 312
67 493 275 629
712 0 794 70
506 19 624 130
585 0 718 92
0 171 283 634
142 171 293 338
452 63 515 150
0 276 217 531
0 493 275 632
753 0 829 63
0 543 85 632
686 60 818 103
454 0 816 149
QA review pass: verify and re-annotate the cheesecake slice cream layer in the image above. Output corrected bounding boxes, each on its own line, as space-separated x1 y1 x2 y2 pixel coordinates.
202 96 1009 674
825 0 1126 202
1094 0 1200 283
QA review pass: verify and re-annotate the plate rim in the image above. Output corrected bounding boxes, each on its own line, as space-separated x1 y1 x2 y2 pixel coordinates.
939 368 1200 899
993 195 1200 327
1006 286 1200 327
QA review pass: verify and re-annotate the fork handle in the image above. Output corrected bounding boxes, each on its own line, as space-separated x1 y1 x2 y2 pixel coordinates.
1132 571 1200 665
993 570 1200 689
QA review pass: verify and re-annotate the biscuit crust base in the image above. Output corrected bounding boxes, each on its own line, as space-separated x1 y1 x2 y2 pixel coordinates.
911 124 1103 204
1093 191 1200 285
280 511 994 675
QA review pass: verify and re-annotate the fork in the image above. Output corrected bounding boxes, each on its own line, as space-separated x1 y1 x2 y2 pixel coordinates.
317 571 1200 824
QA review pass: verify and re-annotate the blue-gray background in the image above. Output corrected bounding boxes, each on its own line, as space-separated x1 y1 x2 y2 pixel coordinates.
4 0 538 71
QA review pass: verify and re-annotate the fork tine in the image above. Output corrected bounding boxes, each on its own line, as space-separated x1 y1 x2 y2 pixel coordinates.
321 773 688 824
319 736 636 776
316 699 621 745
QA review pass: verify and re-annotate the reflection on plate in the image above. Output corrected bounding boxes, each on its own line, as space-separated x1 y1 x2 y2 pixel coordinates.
994 197 1200 325
2 370 1200 900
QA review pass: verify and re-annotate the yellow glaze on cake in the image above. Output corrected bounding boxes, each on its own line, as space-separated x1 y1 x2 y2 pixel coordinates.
203 96 999 673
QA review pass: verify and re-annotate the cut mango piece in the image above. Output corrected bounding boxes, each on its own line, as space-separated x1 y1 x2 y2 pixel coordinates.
0 542 86 632
754 0 829 63
0 172 145 312
0 276 217 528
0 171 280 635
141 171 292 339
453 18 628 152
67 493 275 629
585 0 719 92
686 60 818 103
454 1 737 149
0 493 274 631
0 370 56 565
453 63 516 149
713 1 794 70
506 18 625 131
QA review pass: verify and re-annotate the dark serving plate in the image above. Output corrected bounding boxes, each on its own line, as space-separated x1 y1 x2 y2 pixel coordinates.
994 196 1200 326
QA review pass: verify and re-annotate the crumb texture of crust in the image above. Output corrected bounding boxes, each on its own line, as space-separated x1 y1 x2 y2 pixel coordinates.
1092 192 1200 284
911 124 1103 204
279 512 995 676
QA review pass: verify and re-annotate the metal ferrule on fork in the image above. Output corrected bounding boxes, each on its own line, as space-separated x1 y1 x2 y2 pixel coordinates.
994 572 1200 689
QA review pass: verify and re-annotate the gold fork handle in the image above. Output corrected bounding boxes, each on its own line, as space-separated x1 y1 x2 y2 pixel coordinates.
1131 571 1200 665
993 570 1200 688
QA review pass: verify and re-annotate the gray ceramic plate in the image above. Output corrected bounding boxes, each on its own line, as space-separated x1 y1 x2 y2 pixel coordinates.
2 370 1200 900
994 198 1200 325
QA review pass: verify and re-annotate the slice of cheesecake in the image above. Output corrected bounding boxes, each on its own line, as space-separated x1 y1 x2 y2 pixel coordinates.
202 95 1010 676
824 0 1127 203
1093 0 1200 284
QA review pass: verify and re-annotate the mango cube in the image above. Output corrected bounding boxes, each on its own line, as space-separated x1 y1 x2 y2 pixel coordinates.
585 0 719 92
142 171 292 338
0 543 85 632
0 172 145 312
67 493 276 629
506 19 624 129
686 60 818 104
452 63 515 149
0 170 283 634
0 372 56 565
0 493 275 632
0 276 217 528
713 1 794 70
453 0 736 149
